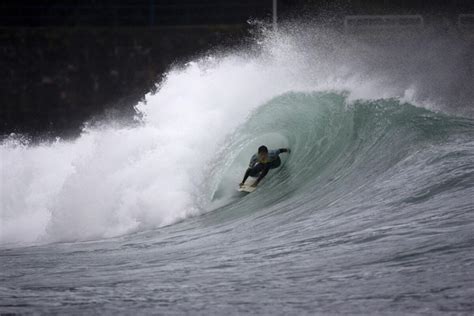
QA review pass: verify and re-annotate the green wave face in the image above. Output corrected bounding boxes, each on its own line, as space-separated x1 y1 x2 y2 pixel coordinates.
207 91 474 223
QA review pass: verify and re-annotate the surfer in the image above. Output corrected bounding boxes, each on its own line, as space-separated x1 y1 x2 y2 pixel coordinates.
240 145 290 188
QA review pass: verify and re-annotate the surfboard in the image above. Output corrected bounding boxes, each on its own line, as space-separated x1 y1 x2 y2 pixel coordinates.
238 177 258 193
238 184 256 193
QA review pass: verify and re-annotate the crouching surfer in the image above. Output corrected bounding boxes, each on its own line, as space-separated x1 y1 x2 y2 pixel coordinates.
239 145 291 188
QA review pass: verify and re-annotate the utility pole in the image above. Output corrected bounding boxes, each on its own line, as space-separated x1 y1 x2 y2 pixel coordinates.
149 0 155 27
273 0 277 31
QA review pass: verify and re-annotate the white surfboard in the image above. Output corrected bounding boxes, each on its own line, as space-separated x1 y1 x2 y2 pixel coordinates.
238 184 256 193
238 177 258 193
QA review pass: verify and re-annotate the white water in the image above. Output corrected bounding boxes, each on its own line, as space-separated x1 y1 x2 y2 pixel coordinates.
0 36 304 245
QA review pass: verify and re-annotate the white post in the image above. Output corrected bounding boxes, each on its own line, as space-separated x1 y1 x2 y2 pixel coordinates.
273 0 277 31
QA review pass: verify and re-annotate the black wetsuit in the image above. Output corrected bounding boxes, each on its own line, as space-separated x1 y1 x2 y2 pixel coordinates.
242 148 288 185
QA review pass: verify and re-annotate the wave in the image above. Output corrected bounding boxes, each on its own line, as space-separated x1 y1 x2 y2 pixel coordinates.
1 26 473 246
208 92 474 220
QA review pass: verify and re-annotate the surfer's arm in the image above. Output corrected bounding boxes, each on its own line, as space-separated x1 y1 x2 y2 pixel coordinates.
253 166 270 186
278 148 290 154
241 154 258 186
248 154 258 168
241 168 252 185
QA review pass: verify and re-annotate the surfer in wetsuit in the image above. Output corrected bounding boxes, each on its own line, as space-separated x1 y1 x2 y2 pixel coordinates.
240 145 291 188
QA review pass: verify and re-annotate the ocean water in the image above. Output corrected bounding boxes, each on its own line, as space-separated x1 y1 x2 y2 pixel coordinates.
1 27 474 314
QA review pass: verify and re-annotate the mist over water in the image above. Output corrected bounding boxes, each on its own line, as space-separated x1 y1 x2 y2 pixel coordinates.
1 23 474 314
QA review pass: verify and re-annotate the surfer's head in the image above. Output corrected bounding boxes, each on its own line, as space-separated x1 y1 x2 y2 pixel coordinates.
258 145 268 162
